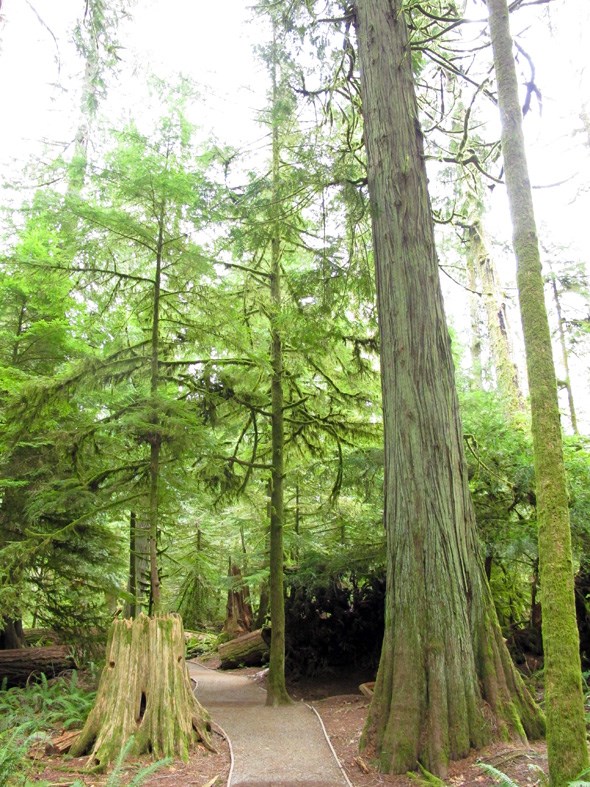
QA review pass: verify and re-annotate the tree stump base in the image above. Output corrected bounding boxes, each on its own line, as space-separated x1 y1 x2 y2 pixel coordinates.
69 613 212 770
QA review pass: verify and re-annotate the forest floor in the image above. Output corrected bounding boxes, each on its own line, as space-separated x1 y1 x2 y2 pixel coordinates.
31 660 548 787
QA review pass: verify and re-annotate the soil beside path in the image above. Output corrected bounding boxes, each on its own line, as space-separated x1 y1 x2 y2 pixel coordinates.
188 662 350 787
31 663 549 786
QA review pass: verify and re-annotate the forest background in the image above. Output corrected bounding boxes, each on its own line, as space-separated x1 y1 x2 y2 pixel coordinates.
1 0 590 781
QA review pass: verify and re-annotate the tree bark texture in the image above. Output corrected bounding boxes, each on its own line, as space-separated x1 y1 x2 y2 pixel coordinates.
354 0 544 776
486 0 589 783
69 614 211 770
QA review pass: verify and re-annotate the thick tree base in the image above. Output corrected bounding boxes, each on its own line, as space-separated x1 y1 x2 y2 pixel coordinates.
70 614 212 770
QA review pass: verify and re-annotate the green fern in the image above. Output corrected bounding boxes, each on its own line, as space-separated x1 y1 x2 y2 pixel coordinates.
478 762 521 787
0 671 95 733
104 737 172 787
0 724 47 787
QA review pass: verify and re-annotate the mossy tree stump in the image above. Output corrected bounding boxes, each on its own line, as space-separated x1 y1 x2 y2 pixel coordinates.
70 613 212 770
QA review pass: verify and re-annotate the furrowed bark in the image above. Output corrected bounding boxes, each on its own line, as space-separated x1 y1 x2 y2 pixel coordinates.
354 0 544 776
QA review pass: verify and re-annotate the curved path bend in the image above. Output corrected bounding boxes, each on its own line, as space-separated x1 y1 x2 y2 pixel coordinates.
188 662 351 787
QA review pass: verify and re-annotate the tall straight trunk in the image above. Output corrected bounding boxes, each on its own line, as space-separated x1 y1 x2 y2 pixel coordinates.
266 26 291 706
125 512 150 617
471 221 523 409
354 0 543 776
126 511 138 619
486 1 588 782
148 212 165 614
549 271 578 434
466 246 484 387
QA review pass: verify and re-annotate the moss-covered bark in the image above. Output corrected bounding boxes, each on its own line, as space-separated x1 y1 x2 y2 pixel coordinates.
70 614 212 770
486 0 589 783
354 0 544 776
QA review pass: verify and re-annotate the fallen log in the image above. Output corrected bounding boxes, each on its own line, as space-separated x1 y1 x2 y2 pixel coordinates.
218 628 269 669
0 645 76 686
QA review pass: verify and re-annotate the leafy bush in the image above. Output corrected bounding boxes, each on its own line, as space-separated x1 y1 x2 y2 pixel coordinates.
185 630 220 659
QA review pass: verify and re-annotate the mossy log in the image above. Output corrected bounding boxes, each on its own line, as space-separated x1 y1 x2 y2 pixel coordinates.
69 613 212 770
219 628 269 669
0 645 76 685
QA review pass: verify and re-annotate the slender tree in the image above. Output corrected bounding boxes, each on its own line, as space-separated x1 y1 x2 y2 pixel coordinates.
354 0 543 776
266 21 292 706
486 0 589 782
546 260 585 435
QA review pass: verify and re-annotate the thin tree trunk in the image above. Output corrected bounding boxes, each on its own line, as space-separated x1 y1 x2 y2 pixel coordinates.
126 511 138 619
466 244 484 387
486 0 588 783
266 25 291 706
148 211 165 614
354 0 543 776
472 221 523 409
549 271 578 434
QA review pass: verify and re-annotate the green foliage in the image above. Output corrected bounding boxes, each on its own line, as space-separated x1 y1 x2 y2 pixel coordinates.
103 736 172 787
478 763 523 787
0 723 46 787
478 761 590 787
185 630 220 659
0 671 96 735
0 672 97 786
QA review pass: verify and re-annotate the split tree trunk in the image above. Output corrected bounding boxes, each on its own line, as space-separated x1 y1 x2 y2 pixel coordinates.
69 614 211 770
223 563 254 638
354 0 544 776
486 0 589 782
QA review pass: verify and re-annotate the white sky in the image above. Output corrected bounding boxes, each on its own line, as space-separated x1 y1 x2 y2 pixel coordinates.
0 0 267 172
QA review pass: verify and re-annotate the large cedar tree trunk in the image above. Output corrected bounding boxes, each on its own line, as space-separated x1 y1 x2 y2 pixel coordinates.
70 614 211 770
354 0 544 776
486 0 589 782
